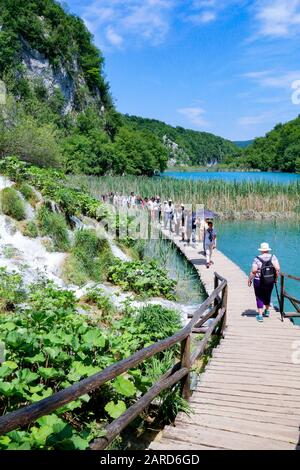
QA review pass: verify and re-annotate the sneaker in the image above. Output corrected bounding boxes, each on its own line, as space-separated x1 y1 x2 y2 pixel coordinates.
256 314 264 322
264 310 270 318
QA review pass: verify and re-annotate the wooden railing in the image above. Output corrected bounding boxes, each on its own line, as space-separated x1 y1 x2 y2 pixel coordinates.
0 273 228 450
279 273 300 320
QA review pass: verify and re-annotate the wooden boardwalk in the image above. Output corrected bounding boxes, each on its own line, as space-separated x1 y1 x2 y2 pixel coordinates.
150 231 300 450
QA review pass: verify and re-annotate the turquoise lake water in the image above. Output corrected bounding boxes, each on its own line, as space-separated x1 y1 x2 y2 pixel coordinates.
164 170 300 184
217 220 300 324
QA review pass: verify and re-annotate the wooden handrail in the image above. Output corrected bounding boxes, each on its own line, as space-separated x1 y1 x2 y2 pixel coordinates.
0 274 228 448
280 272 300 283
279 273 300 319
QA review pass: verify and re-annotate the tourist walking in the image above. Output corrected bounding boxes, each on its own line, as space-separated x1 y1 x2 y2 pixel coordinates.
204 221 217 268
248 242 280 323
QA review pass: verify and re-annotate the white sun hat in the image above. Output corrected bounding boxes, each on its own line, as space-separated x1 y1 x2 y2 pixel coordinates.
258 242 272 252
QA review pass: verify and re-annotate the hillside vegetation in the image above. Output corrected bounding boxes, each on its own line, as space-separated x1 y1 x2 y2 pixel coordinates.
226 116 300 173
123 114 240 166
0 0 168 176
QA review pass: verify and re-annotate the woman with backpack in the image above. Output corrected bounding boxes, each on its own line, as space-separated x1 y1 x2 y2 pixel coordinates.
248 242 280 323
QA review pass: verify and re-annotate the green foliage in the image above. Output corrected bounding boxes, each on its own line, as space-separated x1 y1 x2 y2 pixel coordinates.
63 229 113 285
18 183 38 204
123 114 240 166
230 116 300 173
113 126 168 175
22 220 39 238
108 260 176 299
0 0 111 104
0 116 61 168
83 288 115 321
135 305 181 339
0 187 26 220
37 205 70 251
0 273 185 450
0 268 24 313
0 157 108 218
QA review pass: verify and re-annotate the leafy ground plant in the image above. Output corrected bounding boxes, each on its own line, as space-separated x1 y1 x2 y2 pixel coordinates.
0 275 184 450
0 268 25 313
107 260 176 300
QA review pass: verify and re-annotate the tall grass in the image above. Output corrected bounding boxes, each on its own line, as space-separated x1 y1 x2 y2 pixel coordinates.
69 175 300 217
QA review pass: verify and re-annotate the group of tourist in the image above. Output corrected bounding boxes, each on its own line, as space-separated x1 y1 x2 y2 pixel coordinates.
101 191 217 269
101 191 280 323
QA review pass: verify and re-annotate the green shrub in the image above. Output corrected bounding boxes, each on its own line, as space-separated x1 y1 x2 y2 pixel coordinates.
63 229 114 285
37 206 70 251
82 288 115 322
0 268 25 313
22 221 39 238
0 187 26 221
19 183 38 204
107 260 177 299
135 305 181 340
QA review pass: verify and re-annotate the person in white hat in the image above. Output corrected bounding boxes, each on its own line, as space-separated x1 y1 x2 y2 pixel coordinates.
248 242 280 322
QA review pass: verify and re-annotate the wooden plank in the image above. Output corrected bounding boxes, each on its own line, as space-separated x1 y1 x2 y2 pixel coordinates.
150 439 217 450
189 396 300 418
193 387 300 409
163 424 295 450
202 372 300 389
198 380 300 397
207 365 300 378
176 414 299 444
187 405 300 427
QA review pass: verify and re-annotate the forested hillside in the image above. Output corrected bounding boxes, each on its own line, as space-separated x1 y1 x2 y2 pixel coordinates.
0 0 168 176
226 116 300 173
124 114 240 166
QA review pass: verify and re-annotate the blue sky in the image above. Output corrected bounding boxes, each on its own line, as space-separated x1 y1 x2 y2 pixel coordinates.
64 0 300 141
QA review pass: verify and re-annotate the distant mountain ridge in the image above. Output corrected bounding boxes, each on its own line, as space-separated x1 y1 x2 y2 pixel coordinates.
123 114 240 166
234 140 253 149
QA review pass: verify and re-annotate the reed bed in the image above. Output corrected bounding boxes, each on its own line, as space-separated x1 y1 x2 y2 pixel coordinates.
68 175 300 218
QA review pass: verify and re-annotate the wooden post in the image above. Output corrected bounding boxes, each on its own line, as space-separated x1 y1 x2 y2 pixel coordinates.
220 284 228 336
214 274 219 307
280 274 285 321
180 335 191 399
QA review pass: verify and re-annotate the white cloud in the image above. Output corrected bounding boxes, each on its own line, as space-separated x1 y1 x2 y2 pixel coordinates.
244 70 300 89
83 0 174 49
106 27 123 47
177 106 209 127
254 0 300 38
238 113 271 127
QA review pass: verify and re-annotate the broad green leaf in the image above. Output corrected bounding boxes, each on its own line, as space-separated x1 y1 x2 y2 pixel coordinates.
1 322 17 331
16 368 39 384
81 330 105 348
0 381 15 396
2 361 18 370
0 366 13 379
105 400 126 419
112 376 136 397
68 435 89 450
25 353 45 364
39 367 63 380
